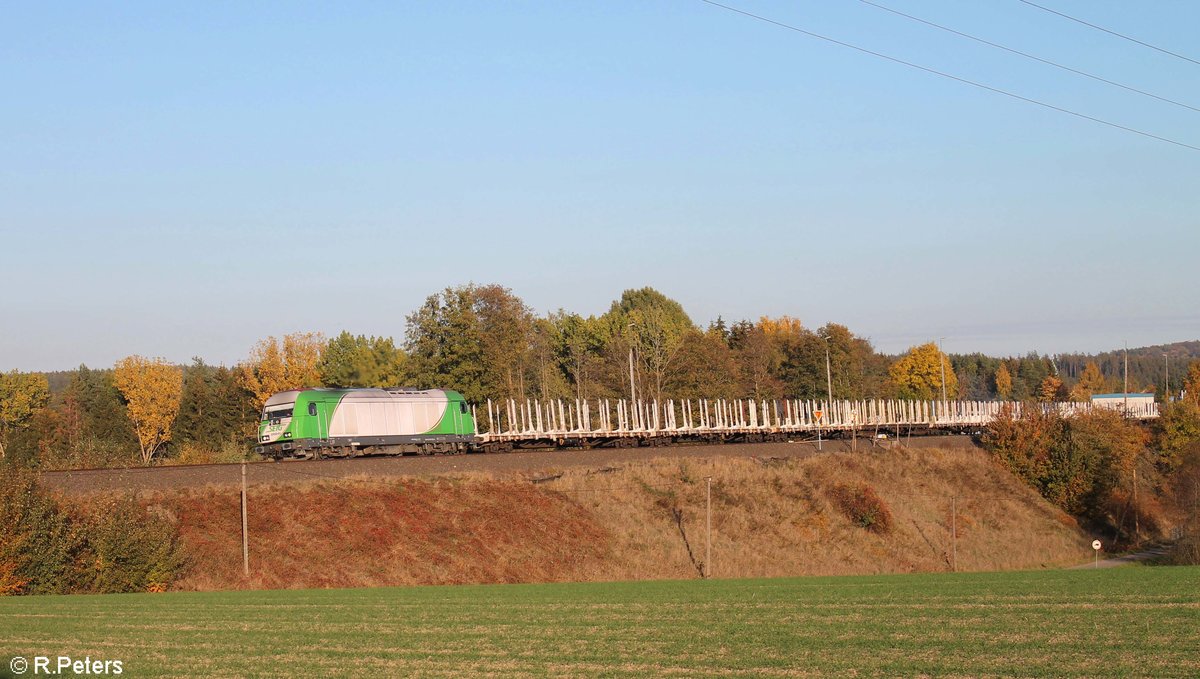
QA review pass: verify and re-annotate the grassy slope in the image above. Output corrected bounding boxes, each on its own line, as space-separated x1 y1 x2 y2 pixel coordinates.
154 446 1089 590
2 567 1198 677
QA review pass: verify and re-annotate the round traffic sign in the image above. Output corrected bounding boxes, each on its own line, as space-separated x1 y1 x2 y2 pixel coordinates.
1092 540 1102 551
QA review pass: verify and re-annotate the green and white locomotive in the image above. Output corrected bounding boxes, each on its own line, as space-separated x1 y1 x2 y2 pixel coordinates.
256 388 476 459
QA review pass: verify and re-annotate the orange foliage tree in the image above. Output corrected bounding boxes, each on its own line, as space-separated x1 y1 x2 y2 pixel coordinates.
1038 375 1065 402
112 356 184 465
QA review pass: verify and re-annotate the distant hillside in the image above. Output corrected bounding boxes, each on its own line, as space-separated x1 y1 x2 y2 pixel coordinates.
101 446 1091 591
1056 339 1200 394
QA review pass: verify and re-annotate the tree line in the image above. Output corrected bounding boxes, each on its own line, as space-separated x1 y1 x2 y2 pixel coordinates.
1 283 1196 469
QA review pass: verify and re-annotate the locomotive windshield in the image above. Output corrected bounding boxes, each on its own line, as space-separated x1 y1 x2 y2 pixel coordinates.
263 406 294 421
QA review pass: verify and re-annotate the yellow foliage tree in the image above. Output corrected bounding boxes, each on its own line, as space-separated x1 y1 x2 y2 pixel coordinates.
239 332 325 409
758 315 803 341
1069 361 1106 402
112 356 183 465
889 342 958 401
994 363 1013 400
0 370 50 459
1184 361 1200 406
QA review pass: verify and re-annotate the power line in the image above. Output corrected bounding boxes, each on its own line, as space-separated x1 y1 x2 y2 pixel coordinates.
860 0 1200 115
697 0 1200 153
1016 0 1200 67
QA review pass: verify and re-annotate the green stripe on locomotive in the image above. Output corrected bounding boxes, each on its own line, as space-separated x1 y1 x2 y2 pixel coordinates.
257 388 475 446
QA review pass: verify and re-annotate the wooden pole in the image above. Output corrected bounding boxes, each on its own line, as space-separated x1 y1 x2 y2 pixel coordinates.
241 460 249 578
705 477 712 579
951 495 957 573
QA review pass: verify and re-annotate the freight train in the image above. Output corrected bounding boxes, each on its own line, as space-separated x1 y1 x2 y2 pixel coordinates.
255 387 475 459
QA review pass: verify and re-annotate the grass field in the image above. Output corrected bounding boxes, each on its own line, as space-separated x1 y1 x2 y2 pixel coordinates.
2 567 1198 677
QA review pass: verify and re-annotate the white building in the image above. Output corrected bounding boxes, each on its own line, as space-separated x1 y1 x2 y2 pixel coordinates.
1091 393 1156 411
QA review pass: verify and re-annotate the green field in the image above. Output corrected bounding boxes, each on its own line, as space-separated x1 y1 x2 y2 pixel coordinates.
2 567 1198 677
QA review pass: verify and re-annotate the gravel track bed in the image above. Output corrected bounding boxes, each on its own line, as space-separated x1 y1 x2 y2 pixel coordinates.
40 435 980 495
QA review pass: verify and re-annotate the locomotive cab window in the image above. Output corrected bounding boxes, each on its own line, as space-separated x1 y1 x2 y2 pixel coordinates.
263 407 293 421
308 402 318 416
460 402 468 414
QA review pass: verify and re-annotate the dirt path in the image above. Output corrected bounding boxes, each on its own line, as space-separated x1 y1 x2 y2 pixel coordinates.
40 435 979 495
1071 546 1171 569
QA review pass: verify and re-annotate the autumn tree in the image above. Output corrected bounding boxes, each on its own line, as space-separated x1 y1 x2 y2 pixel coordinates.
817 323 885 401
319 332 407 388
475 285 536 398
994 363 1013 400
112 356 184 465
984 405 1152 534
1184 361 1200 405
601 288 695 402
728 320 784 401
238 332 325 409
888 342 958 401
666 327 740 400
546 311 610 401
0 371 50 460
1156 400 1200 472
1069 361 1106 402
1038 375 1066 402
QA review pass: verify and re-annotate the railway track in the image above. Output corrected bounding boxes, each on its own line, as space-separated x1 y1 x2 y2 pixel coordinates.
39 433 981 495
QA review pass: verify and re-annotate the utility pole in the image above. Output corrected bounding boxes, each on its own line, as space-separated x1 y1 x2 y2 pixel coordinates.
628 346 638 429
705 477 712 579
939 338 948 404
950 496 958 573
825 343 834 407
1124 342 1129 412
1165 353 1170 403
241 459 249 578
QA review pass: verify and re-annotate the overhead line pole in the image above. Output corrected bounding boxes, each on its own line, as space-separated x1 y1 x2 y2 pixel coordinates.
241 459 250 578
705 477 712 579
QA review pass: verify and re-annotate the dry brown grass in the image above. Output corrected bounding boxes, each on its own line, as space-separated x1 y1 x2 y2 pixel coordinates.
139 445 1089 591
161 477 613 591
539 446 1089 580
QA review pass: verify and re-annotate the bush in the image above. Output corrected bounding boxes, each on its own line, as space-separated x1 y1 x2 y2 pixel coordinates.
0 464 80 595
982 406 1155 539
0 463 183 595
828 483 893 534
78 497 183 593
1168 444 1200 565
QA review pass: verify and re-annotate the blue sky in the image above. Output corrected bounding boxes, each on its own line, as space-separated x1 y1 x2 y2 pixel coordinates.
3 1 1198 371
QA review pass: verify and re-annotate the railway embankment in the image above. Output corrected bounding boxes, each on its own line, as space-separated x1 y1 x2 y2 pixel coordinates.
117 443 1089 591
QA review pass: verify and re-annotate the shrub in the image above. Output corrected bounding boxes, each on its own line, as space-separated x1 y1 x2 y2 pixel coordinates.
828 483 893 534
982 405 1155 536
0 463 184 595
77 497 184 594
1168 444 1200 565
0 464 81 595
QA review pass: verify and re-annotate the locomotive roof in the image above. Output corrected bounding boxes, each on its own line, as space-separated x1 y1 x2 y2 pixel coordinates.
263 387 460 407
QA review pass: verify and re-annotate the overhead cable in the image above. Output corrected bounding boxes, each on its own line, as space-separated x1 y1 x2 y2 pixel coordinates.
861 0 1200 114
1017 0 1200 67
697 0 1200 153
